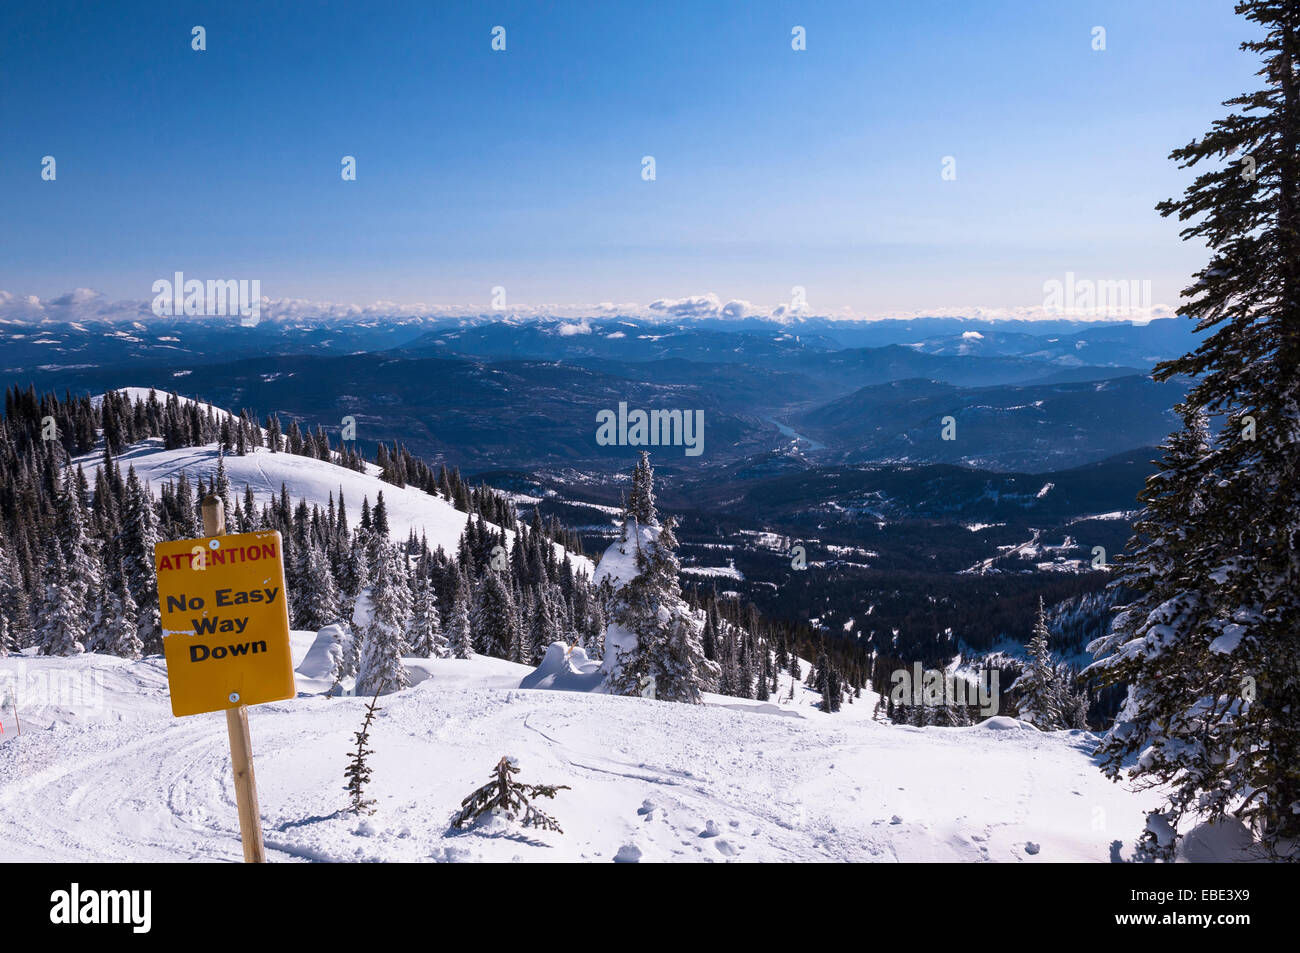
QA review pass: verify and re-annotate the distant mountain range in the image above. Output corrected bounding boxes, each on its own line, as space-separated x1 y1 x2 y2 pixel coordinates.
792 374 1187 471
0 312 1191 656
2 314 1196 477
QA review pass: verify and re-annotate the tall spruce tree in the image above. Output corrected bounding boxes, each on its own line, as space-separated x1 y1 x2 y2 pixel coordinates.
448 572 474 659
338 530 371 626
527 588 558 665
757 649 772 702
741 637 757 700
815 648 841 713
472 569 518 659
298 540 343 632
408 579 445 658
606 503 717 701
626 451 657 527
95 574 143 659
1089 0 1300 859
1015 598 1066 729
717 625 738 697
39 544 85 656
356 539 411 696
0 528 33 651
56 467 101 619
120 468 161 653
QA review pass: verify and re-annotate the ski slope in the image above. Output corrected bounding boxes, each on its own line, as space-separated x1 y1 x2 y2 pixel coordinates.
78 438 592 576
0 643 1197 863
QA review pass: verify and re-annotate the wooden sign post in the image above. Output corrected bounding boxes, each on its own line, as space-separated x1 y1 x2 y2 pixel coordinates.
202 496 267 864
153 494 295 863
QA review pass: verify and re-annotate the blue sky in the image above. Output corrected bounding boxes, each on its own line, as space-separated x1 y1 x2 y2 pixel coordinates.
0 0 1262 317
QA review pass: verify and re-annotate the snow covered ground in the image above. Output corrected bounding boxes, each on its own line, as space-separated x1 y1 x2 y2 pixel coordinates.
0 643 1182 863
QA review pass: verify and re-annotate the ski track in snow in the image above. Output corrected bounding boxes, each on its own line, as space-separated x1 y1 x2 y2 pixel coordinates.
0 651 1163 863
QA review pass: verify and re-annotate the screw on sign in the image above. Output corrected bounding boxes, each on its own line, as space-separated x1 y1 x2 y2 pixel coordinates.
153 495 295 862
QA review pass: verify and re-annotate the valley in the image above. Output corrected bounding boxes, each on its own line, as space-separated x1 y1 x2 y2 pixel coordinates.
0 312 1178 695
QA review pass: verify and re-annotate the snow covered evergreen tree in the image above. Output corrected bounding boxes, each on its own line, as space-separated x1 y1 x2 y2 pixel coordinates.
583 602 605 659
717 625 738 696
356 539 411 696
98 575 143 659
626 451 656 526
451 755 570 832
472 569 518 659
337 529 371 626
0 528 32 651
38 545 85 657
737 637 755 700
657 598 714 704
757 649 771 701
1015 598 1065 729
527 588 558 665
408 579 445 658
120 468 161 653
815 648 842 713
298 540 343 632
701 610 717 662
1060 673 1090 731
1089 407 1256 855
1089 0 1300 858
599 457 718 703
55 467 101 620
447 572 474 659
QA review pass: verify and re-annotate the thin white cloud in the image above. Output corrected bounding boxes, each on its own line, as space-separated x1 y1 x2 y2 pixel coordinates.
0 288 1180 325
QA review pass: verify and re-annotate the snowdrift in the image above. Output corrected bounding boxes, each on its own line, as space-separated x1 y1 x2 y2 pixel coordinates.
519 642 604 692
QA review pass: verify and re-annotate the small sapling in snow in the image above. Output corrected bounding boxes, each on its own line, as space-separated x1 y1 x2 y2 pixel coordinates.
343 682 385 814
451 755 570 832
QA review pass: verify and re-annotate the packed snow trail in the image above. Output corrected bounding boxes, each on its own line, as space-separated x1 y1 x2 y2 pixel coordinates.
0 651 1165 863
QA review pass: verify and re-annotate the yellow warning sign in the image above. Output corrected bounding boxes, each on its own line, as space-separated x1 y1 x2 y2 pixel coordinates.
154 530 295 718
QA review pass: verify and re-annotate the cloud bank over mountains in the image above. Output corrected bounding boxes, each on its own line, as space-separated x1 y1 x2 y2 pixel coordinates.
0 288 1179 326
